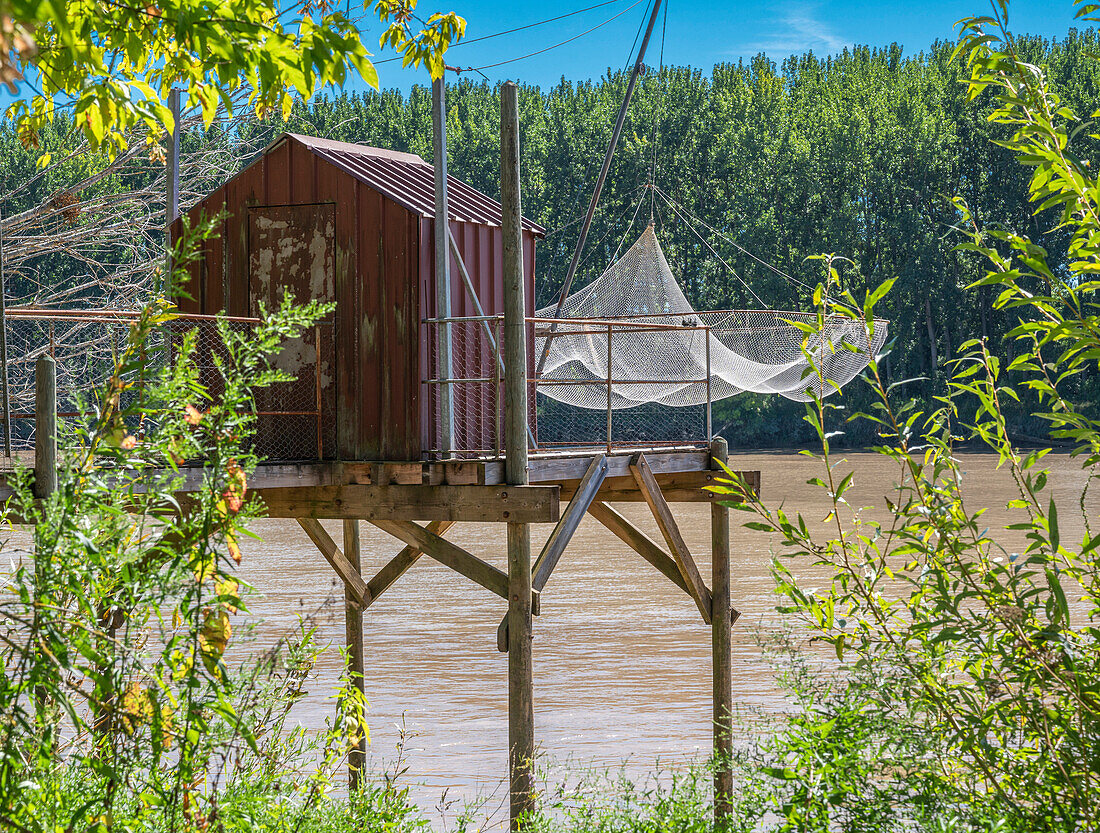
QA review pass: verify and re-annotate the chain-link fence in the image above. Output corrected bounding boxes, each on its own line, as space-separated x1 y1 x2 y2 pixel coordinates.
422 315 713 459
2 310 333 461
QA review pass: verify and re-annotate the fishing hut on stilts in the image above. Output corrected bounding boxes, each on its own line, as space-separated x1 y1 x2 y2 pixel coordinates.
2 5 885 828
158 79 762 823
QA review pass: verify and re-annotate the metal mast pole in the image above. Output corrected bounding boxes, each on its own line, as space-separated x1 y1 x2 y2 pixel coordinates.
536 0 664 376
167 87 181 227
433 75 455 457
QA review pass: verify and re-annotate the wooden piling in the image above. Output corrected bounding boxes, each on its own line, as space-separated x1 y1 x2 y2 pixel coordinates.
710 437 733 823
501 80 535 830
343 519 366 790
32 353 57 727
34 354 57 499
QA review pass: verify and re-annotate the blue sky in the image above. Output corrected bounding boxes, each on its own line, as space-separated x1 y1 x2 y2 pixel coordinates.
360 0 1087 92
0 0 1088 109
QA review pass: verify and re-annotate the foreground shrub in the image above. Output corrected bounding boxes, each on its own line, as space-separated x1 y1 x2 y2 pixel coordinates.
715 2 1100 830
0 222 369 831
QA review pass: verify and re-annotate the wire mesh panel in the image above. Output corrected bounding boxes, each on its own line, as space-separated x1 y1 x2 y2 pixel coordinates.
422 314 713 457
2 311 332 461
532 318 713 450
533 396 707 449
252 323 336 461
423 316 503 459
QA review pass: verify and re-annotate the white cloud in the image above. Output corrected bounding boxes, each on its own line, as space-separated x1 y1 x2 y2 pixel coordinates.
732 2 851 56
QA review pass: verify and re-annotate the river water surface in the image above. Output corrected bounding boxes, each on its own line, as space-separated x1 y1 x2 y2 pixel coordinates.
230 450 1098 817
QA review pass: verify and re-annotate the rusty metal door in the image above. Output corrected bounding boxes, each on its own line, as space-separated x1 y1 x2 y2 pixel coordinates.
247 204 337 460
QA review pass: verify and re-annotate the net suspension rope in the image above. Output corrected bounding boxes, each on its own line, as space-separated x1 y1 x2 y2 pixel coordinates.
534 225 889 409
531 0 886 412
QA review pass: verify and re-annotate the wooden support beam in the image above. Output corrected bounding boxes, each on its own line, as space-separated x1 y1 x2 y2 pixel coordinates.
501 80 535 830
630 453 712 624
34 354 56 499
586 501 691 596
363 520 455 609
343 519 366 790
497 455 609 651
370 519 539 613
257 484 559 524
529 450 710 483
369 462 424 485
710 437 734 822
296 518 372 607
555 469 729 503
443 459 504 485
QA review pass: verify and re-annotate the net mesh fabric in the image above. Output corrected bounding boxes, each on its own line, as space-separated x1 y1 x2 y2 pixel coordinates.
534 225 888 409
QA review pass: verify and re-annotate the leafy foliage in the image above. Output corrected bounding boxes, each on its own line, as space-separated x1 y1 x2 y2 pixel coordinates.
710 2 1100 829
1 0 464 159
0 220 372 830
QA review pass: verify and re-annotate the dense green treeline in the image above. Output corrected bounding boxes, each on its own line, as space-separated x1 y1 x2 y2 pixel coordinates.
225 27 1100 445
5 28 1100 445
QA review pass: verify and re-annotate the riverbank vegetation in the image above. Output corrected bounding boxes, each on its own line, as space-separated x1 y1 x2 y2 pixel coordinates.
711 1 1100 829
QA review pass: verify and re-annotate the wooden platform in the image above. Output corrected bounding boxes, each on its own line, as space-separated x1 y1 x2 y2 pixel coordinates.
218 447 756 517
190 446 753 497
0 446 757 521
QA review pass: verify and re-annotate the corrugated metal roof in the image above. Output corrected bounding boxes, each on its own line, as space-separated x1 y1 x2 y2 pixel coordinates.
269 133 546 236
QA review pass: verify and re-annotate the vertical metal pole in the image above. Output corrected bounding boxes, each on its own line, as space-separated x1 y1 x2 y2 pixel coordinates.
501 80 534 830
606 323 613 454
164 87 181 293
342 519 366 791
710 436 733 823
433 76 455 457
0 204 10 456
34 354 57 499
493 317 502 459
705 326 712 441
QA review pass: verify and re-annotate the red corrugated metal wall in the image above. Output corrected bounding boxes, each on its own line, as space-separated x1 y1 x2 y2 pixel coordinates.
173 138 421 461
173 135 540 462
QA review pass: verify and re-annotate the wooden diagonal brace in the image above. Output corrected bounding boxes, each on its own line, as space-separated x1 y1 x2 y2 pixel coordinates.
371 519 540 613
363 520 455 610
533 455 608 590
497 455 609 652
297 518 372 607
630 453 713 624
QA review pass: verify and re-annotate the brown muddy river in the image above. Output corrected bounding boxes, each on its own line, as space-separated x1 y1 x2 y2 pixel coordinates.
228 450 1098 816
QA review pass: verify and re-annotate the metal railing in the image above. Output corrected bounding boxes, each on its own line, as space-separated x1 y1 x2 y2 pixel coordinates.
422 314 714 459
2 309 334 461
